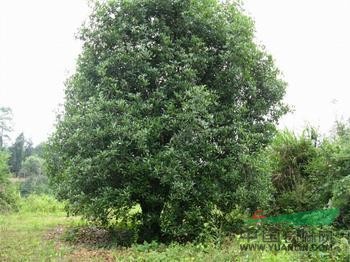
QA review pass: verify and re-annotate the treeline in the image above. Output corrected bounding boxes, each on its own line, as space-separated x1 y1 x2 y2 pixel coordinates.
0 107 50 213
2 111 350 236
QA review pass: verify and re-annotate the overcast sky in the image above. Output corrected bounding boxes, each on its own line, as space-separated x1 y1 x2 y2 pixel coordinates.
0 0 349 145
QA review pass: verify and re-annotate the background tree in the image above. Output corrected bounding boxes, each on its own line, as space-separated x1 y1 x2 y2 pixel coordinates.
9 133 25 176
267 122 350 230
0 150 18 212
46 0 288 242
0 107 13 149
8 133 34 176
324 120 350 228
19 156 44 178
24 139 34 161
32 142 45 158
19 156 50 197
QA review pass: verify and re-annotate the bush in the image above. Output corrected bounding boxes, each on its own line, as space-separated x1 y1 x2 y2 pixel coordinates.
0 151 18 212
18 156 44 178
330 175 350 228
18 156 51 197
267 128 336 215
19 194 65 214
20 175 51 197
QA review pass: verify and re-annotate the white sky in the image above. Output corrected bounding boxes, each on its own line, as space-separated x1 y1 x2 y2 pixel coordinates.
244 0 350 135
0 0 349 145
0 0 89 145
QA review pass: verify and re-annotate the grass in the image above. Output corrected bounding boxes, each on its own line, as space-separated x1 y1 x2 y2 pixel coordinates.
0 212 75 261
0 195 348 261
0 195 78 261
0 212 296 261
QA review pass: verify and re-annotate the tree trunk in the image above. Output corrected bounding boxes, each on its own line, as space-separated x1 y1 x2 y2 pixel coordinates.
139 201 163 242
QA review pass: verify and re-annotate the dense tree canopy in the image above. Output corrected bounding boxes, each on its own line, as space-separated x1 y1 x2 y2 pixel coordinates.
46 0 287 242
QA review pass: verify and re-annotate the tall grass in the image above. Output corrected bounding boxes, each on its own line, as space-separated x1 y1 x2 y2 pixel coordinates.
18 194 65 214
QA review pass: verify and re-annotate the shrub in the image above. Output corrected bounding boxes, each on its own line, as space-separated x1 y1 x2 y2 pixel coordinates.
19 194 65 214
18 156 44 178
267 128 339 216
330 175 350 228
18 156 51 197
20 175 51 197
0 151 18 212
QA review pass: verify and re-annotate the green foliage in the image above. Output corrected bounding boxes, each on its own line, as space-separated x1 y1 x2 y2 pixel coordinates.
9 133 25 175
330 176 350 228
8 133 33 177
269 129 317 193
18 156 51 197
18 194 65 214
330 237 350 261
20 175 51 197
267 128 331 215
0 150 19 212
331 121 350 177
0 206 78 261
1 199 349 261
325 121 350 228
46 0 287 242
32 142 46 158
23 139 34 160
267 121 350 232
19 156 44 178
198 206 249 245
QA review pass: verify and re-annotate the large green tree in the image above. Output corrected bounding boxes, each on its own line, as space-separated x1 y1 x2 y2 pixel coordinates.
46 0 287 242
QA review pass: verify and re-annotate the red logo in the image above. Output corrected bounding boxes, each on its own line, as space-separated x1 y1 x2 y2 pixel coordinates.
252 210 266 219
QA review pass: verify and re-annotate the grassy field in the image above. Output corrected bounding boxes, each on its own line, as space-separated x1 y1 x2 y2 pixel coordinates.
0 212 74 261
0 195 347 261
0 212 296 261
